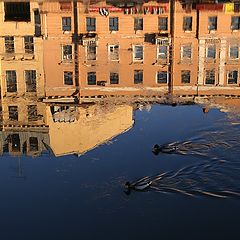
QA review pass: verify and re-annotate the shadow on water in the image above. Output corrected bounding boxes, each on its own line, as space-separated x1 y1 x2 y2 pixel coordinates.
127 120 240 199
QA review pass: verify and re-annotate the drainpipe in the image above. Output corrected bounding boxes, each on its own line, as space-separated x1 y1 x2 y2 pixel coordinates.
72 0 80 101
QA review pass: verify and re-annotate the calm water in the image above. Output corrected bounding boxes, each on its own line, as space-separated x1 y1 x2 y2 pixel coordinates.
0 104 240 240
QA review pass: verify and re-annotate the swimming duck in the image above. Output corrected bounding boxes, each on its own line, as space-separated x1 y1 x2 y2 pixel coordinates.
125 181 152 191
152 143 178 155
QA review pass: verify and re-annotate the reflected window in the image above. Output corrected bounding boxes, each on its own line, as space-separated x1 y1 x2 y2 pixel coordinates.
63 45 72 60
109 17 118 31
181 70 191 84
25 70 36 92
62 17 71 31
108 45 119 61
28 105 38 121
207 45 216 59
181 44 192 60
183 16 192 31
229 45 239 59
133 45 143 61
87 72 96 85
134 17 143 31
110 72 119 84
6 70 17 92
10 134 20 152
205 70 215 85
231 16 240 30
64 71 73 85
134 70 143 84
208 16 217 31
87 45 96 60
86 17 96 32
8 106 18 121
29 137 39 151
4 2 30 22
227 71 238 84
4 36 14 53
158 17 168 31
157 71 168 84
24 36 34 54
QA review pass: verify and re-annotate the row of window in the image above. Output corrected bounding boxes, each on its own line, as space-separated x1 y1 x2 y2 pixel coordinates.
61 15 240 32
8 105 38 122
4 36 34 54
5 70 37 93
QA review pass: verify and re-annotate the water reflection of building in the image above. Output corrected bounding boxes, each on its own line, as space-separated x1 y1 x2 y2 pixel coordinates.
46 103 133 156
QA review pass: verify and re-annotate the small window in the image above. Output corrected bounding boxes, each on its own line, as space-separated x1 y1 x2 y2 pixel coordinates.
24 36 34 54
62 17 71 31
231 16 240 30
5 36 14 53
208 16 217 31
87 45 96 60
110 72 119 84
25 70 36 92
133 45 143 61
8 106 18 121
205 70 215 85
63 45 72 60
6 70 17 92
183 16 192 31
28 105 38 121
159 17 168 31
64 71 73 85
157 45 168 60
86 17 96 32
109 45 119 61
157 71 168 84
4 2 30 22
181 70 191 84
87 72 96 85
134 70 143 84
207 45 216 59
181 44 192 60
227 70 238 84
229 45 239 59
109 17 118 31
134 17 143 31
29 137 39 151
10 134 20 152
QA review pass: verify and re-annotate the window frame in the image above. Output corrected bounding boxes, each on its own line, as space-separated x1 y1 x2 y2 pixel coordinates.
109 17 119 31
62 17 71 31
8 106 18 121
227 70 238 85
110 72 119 85
63 71 73 85
4 36 14 53
24 36 34 54
183 16 192 31
231 16 240 31
62 44 73 61
180 44 192 61
86 17 96 32
208 16 217 31
158 17 168 31
25 70 37 92
87 72 97 85
156 71 168 84
229 45 239 59
206 45 216 59
134 70 143 84
134 17 143 31
205 70 215 85
108 44 119 61
133 45 144 61
6 70 17 92
181 70 191 84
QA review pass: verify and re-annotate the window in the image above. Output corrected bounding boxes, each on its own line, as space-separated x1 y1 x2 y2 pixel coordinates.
205 70 215 84
183 16 192 31
64 71 73 85
109 17 118 31
109 45 119 61
4 2 30 22
29 137 38 151
28 105 38 121
231 16 240 30
229 45 239 59
62 17 71 31
181 44 192 60
227 71 238 84
8 106 18 121
157 71 168 84
87 72 96 85
134 70 143 84
133 45 143 61
86 17 96 32
208 16 217 31
10 134 20 152
63 45 72 60
110 72 119 84
87 45 96 60
24 36 34 54
25 70 36 92
6 70 17 92
4 36 14 53
207 45 216 59
134 17 143 31
158 17 168 31
181 70 191 84
157 46 168 60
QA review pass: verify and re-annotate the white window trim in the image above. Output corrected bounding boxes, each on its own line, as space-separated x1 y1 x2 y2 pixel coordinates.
227 70 238 85
62 44 73 62
156 71 168 84
133 45 144 62
229 45 239 60
180 44 192 60
205 70 216 85
108 44 120 61
85 44 97 61
206 45 216 59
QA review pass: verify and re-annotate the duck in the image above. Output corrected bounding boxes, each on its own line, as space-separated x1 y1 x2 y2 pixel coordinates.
125 181 152 191
152 143 178 155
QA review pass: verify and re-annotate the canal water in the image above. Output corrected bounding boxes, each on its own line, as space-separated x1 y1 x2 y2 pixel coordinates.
0 104 239 240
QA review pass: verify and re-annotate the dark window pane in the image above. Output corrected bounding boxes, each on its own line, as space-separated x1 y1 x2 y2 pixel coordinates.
181 70 191 83
24 36 34 54
159 17 168 31
4 2 30 22
6 70 17 92
8 106 18 121
86 17 96 31
110 72 119 84
5 36 14 53
157 71 168 84
183 16 192 31
87 72 96 85
109 17 118 31
64 71 73 85
62 17 71 31
134 70 143 84
28 105 38 121
25 70 36 92
134 17 143 31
